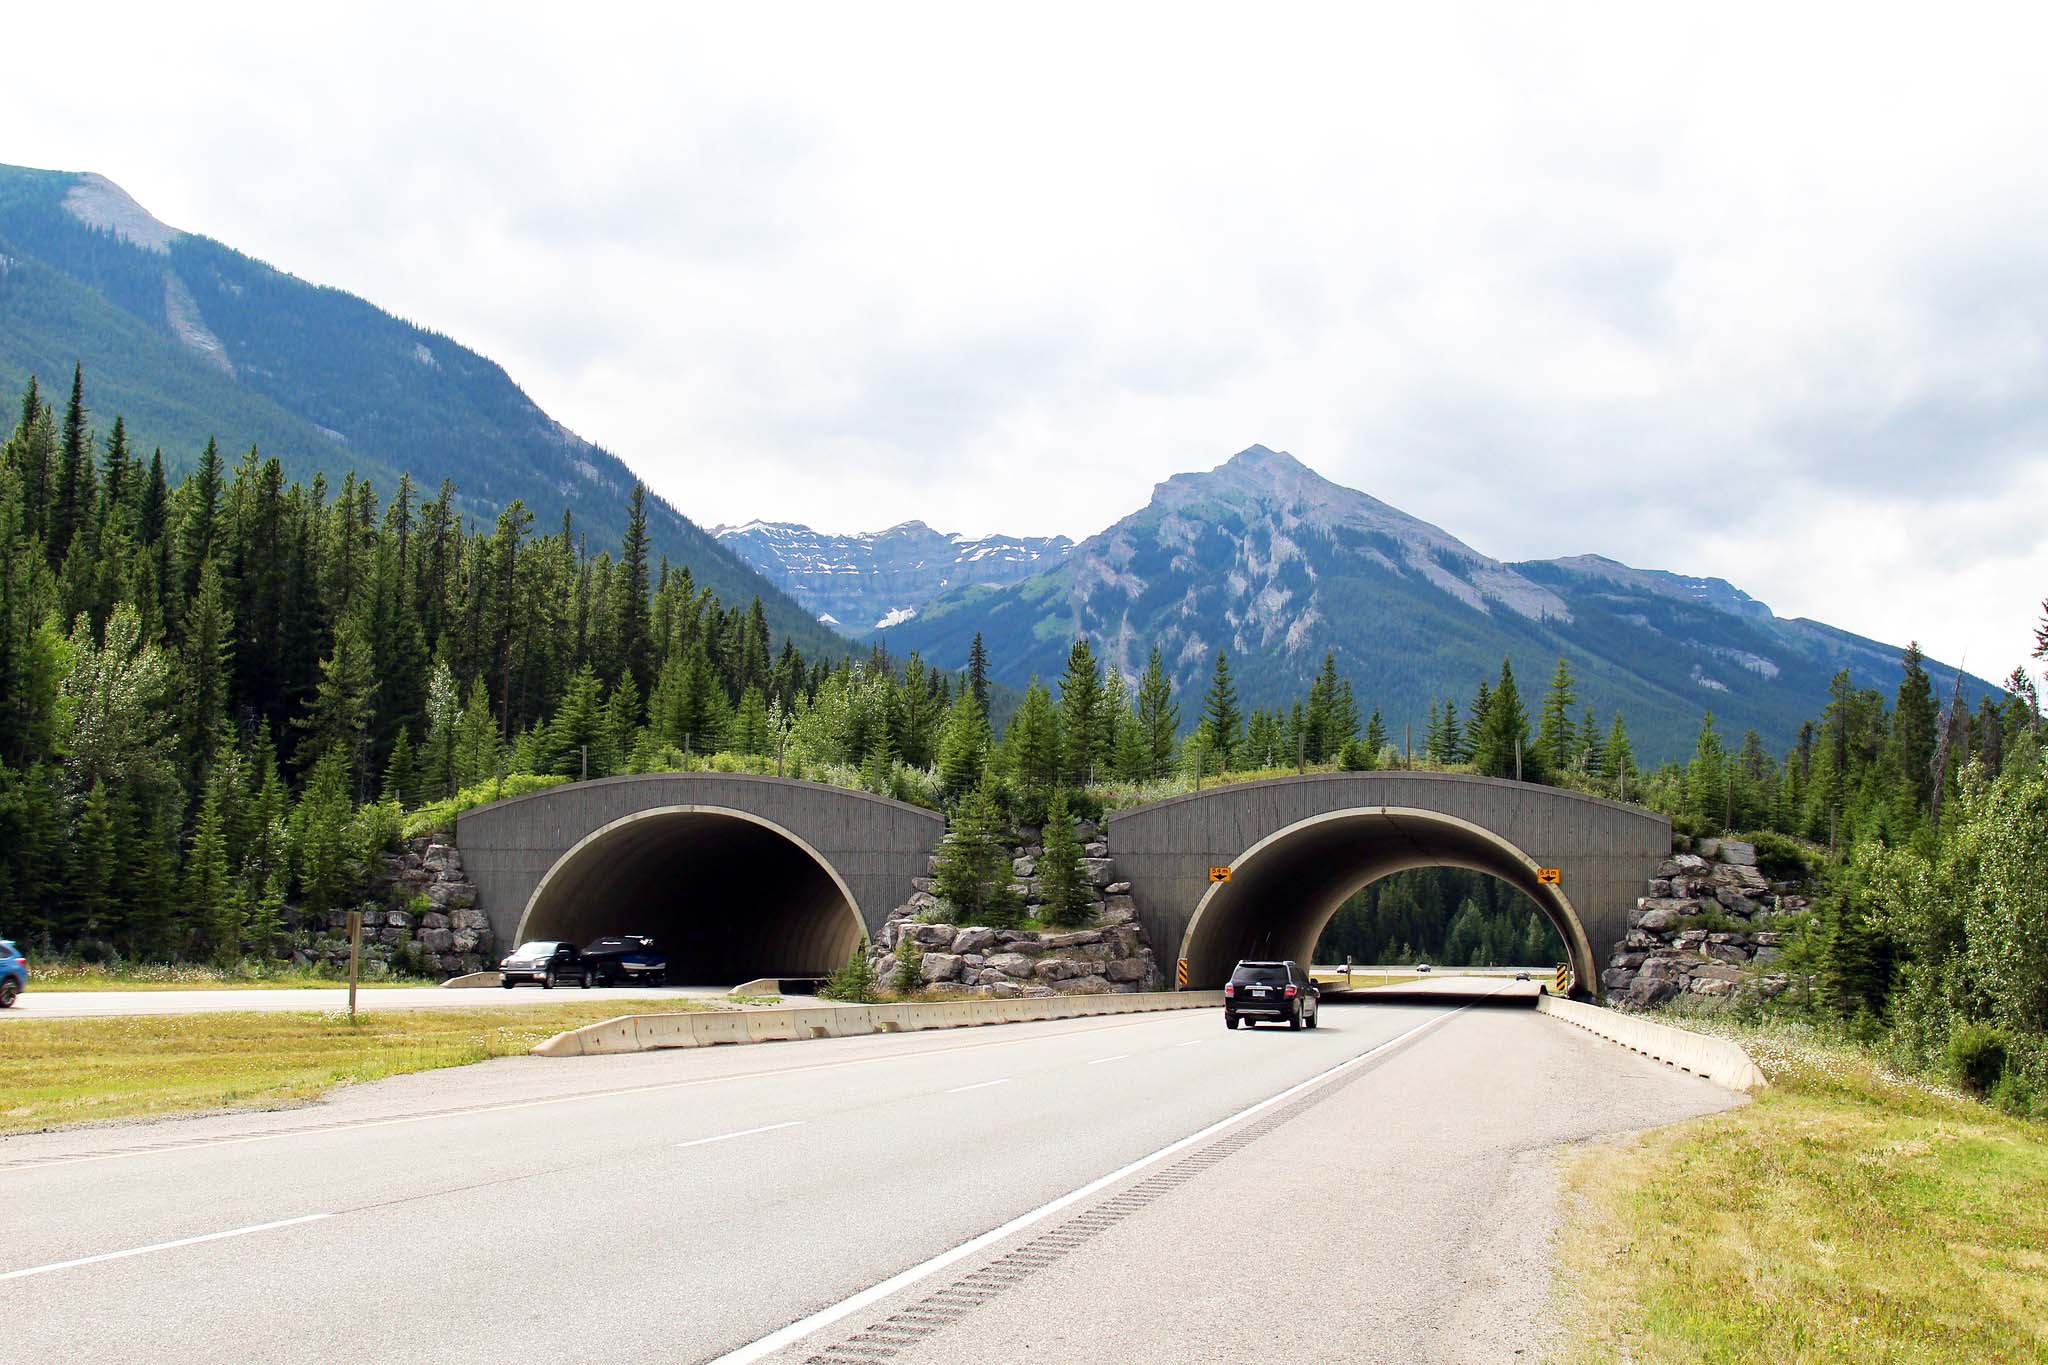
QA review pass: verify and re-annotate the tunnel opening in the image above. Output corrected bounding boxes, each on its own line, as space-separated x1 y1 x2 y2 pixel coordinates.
1313 868 1566 970
1178 807 1599 997
514 807 866 986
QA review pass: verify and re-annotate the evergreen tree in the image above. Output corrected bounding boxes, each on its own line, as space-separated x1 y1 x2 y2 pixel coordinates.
381 727 417 805
967 632 990 715
547 664 609 777
1469 660 1532 780
822 945 879 1003
418 661 461 801
893 935 925 996
1057 638 1106 784
1202 647 1241 771
1892 641 1937 813
1606 713 1636 794
1536 656 1578 778
48 363 92 567
186 761 240 963
291 745 355 915
1685 712 1730 828
1038 790 1093 928
1363 708 1389 761
933 783 1023 927
936 687 992 799
1135 646 1178 779
1007 680 1062 791
611 483 653 701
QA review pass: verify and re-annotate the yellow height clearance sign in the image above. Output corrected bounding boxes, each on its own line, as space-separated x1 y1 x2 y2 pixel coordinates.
1537 866 1562 885
1208 865 1232 882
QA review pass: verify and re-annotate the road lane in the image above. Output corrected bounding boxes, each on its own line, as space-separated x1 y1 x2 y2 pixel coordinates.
0 989 1731 1363
1 1002 1458 1361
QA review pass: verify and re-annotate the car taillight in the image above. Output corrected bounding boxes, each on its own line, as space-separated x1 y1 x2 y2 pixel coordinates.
1284 985 1298 998
1222 984 1234 997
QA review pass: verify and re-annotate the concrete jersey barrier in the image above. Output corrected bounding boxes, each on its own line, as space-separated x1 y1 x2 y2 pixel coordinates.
532 990 1227 1057
1536 993 1766 1093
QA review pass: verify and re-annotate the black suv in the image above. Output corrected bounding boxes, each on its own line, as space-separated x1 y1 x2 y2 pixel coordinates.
498 941 599 989
1224 960 1319 1030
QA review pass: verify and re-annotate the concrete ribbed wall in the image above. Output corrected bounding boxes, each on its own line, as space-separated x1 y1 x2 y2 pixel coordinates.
1106 772 1670 997
456 774 945 980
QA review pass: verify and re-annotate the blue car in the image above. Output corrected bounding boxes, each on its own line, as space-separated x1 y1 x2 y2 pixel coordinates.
0 939 25 1008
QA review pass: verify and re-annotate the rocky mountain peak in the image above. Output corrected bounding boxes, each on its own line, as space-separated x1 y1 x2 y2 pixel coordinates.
62 172 181 254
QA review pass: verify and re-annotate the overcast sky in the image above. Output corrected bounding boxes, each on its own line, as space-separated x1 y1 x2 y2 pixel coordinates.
8 2 2046 677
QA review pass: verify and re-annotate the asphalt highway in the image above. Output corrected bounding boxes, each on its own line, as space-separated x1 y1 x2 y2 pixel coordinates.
0 980 1735 1363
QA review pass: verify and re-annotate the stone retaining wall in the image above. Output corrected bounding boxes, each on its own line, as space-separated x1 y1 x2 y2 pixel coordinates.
1602 838 1807 1008
290 837 494 979
866 820 1163 997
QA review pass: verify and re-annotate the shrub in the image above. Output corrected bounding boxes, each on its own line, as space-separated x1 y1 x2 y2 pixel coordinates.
1741 830 1819 883
894 938 924 996
821 947 878 1003
1946 1020 2010 1095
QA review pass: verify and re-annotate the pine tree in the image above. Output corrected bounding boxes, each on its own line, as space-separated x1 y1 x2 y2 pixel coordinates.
1363 708 1388 761
1606 713 1636 794
933 783 1023 927
1536 656 1578 779
1469 660 1532 780
181 559 235 776
893 936 925 996
1057 638 1106 785
1891 641 1937 813
381 727 418 805
936 687 992 799
1135 646 1178 779
967 632 990 715
1038 790 1094 927
186 765 240 963
1202 647 1241 771
1685 712 1729 828
1007 680 1062 790
822 945 879 1003
291 745 355 915
418 661 461 801
546 663 608 778
612 484 653 701
48 363 92 567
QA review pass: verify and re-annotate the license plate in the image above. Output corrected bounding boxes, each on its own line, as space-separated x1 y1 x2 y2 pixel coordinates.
1250 987 1267 997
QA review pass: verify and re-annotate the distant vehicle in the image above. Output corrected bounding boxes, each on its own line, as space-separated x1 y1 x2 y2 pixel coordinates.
1415 962 1432 973
0 939 24 1007
1514 970 1531 982
580 935 669 987
499 941 598 989
1223 960 1319 1030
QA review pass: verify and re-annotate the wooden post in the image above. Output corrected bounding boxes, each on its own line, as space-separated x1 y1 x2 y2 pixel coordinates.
346 909 363 1022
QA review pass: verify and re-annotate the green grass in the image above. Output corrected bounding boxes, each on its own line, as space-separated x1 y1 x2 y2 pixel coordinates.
0 999 713 1134
27 961 421 991
1558 1027 2048 1363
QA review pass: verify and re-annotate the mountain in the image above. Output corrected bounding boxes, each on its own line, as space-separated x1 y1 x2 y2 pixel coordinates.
0 163 845 659
713 519 1072 634
880 445 1996 761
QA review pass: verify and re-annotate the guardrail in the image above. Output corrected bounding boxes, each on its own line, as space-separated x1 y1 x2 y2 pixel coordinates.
532 990 1227 1057
1535 993 1766 1093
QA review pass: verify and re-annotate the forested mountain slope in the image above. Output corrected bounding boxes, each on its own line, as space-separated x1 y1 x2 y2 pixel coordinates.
881 445 1995 761
0 162 844 660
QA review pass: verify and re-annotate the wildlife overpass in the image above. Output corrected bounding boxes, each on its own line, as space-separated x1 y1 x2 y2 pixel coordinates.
1105 772 1670 998
454 769 1667 998
455 774 944 984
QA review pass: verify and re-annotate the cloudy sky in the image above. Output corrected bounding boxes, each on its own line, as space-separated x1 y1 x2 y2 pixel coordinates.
8 2 2046 676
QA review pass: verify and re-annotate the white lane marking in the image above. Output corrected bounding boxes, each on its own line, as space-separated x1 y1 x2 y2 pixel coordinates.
676 1121 804 1150
0 1014 1177 1176
705 1002 1478 1365
1086 1054 1130 1066
0 1213 332 1283
945 1078 1012 1094
1174 1040 1204 1048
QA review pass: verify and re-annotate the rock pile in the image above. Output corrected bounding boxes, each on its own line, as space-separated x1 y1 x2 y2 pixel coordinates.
1602 838 1807 1007
866 821 1161 997
289 837 495 979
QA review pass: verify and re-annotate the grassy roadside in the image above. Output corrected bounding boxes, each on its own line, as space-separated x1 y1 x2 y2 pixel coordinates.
0 999 712 1135
25 962 419 991
1557 1026 2048 1363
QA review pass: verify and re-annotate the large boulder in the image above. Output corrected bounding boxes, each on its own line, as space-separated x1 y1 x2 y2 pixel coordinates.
1105 957 1148 983
907 923 957 950
1079 858 1117 888
984 952 1037 978
1061 974 1114 995
920 952 965 983
1626 974 1681 1007
1038 929 1103 949
1011 855 1038 878
1717 839 1758 866
1034 958 1084 981
953 927 998 954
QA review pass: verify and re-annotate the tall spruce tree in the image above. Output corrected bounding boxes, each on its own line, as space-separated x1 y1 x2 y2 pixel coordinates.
1536 656 1578 778
1202 647 1241 771
1135 646 1178 779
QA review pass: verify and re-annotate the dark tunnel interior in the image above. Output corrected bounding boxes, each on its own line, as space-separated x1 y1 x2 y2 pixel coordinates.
517 811 865 984
1180 810 1594 990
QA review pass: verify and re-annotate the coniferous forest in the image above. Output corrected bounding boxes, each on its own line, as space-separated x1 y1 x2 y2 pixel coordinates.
4 363 2045 1106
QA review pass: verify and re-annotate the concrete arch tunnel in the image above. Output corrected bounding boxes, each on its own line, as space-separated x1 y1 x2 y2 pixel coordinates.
1175 808 1596 989
1105 772 1672 999
456 774 946 985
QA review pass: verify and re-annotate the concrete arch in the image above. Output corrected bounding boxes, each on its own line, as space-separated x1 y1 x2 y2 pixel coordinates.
1176 806 1599 991
1105 771 1671 1001
512 805 868 982
456 773 947 984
